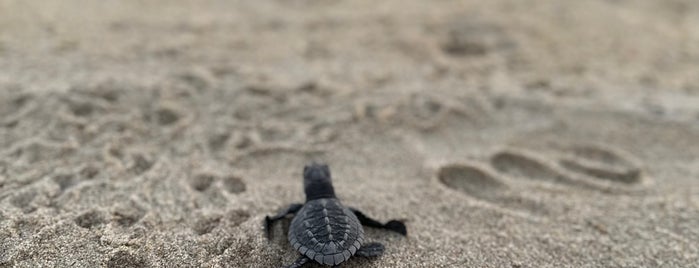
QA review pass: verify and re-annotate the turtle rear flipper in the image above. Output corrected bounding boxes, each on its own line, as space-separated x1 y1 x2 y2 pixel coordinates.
355 242 385 257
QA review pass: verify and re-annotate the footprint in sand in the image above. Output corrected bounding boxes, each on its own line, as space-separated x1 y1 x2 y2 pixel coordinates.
437 143 647 218
437 163 550 216
491 150 571 185
554 143 643 185
0 92 37 128
188 173 246 194
10 189 38 214
111 201 146 228
75 210 106 229
192 213 222 235
191 209 249 236
440 18 516 58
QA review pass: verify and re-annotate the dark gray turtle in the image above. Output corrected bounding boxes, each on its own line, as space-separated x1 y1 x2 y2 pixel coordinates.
265 163 407 267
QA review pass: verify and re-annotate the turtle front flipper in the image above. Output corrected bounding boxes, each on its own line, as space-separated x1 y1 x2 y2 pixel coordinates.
350 208 407 236
355 242 385 257
283 255 310 268
265 203 303 239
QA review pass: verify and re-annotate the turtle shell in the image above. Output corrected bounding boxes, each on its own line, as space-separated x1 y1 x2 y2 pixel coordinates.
288 198 364 266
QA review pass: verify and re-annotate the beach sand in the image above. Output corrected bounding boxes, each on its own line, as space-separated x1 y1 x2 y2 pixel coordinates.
1 1 698 267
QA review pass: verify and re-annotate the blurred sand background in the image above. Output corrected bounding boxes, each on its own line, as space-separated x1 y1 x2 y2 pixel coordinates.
1 0 699 267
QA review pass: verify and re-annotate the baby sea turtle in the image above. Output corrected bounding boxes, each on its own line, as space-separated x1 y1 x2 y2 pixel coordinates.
265 163 407 267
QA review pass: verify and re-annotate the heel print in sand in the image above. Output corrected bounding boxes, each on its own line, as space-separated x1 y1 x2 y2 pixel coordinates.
437 162 549 219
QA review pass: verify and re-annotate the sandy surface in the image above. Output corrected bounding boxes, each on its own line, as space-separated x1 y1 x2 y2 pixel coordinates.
1 0 699 267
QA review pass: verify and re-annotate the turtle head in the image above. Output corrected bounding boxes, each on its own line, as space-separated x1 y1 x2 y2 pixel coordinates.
303 163 336 201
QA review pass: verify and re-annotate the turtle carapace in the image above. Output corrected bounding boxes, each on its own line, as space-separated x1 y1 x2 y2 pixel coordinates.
264 163 407 267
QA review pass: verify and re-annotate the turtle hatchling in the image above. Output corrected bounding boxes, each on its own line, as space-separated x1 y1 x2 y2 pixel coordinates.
265 163 407 267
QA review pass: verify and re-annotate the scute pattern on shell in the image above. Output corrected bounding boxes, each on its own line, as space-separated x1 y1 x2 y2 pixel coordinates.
288 198 364 266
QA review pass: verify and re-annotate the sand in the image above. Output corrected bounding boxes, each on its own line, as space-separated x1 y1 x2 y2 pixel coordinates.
1 0 699 267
